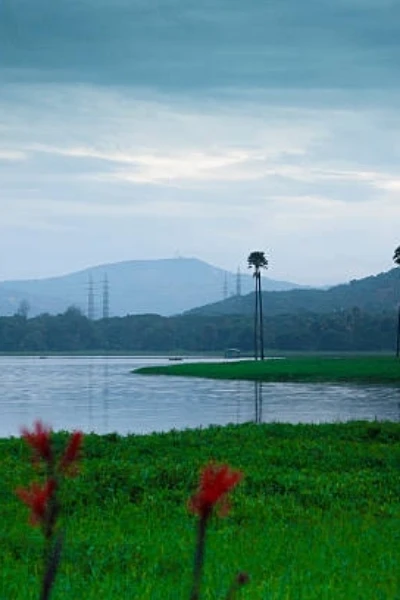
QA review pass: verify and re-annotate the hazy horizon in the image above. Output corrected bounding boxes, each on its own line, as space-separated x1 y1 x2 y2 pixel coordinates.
1 0 399 286
0 254 395 289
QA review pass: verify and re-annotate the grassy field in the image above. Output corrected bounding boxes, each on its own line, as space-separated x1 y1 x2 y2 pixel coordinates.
135 356 400 384
1 422 400 599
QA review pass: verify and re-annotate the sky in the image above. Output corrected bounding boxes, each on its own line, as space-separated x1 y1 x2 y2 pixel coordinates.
1 0 400 286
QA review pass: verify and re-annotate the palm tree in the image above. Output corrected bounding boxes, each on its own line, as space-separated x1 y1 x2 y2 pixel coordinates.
393 246 400 357
247 251 268 360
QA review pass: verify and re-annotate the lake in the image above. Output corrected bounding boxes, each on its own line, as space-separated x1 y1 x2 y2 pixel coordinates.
0 356 399 438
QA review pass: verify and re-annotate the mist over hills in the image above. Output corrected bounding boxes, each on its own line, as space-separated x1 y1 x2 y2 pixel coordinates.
187 269 400 317
1 262 399 353
0 257 301 317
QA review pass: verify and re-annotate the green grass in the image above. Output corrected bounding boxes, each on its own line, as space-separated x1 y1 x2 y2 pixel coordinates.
1 422 400 599
135 356 400 384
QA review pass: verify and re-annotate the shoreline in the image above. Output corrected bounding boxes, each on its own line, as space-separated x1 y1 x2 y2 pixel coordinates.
1 419 399 441
135 356 400 384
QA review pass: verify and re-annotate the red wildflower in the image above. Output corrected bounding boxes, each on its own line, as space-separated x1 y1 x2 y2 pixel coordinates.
21 420 52 462
16 479 56 526
59 431 83 475
189 463 243 518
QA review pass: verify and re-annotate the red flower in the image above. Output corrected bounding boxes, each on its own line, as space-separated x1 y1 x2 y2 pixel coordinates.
16 479 56 526
59 431 83 475
21 421 52 462
189 463 243 518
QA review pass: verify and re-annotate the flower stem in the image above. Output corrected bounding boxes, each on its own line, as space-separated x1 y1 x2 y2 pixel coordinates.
190 513 209 600
41 449 60 599
40 532 63 600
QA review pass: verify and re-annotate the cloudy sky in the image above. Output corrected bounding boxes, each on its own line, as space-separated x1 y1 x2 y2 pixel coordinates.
1 0 400 286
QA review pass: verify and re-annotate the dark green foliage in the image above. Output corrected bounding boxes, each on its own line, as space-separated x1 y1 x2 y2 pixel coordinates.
247 251 268 272
0 307 399 352
393 246 400 266
189 268 400 317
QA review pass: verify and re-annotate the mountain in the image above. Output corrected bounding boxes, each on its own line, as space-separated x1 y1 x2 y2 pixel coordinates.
187 269 400 316
0 258 301 317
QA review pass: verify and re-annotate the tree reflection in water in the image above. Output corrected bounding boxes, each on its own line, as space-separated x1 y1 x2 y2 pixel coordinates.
254 380 263 424
102 362 109 430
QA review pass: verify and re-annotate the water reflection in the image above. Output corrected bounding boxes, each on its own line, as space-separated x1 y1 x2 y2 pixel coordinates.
235 379 242 424
254 381 263 424
87 363 94 430
0 356 399 437
102 362 110 430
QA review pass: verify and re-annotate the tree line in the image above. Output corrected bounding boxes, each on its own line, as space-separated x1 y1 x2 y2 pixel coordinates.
0 306 396 353
246 248 400 360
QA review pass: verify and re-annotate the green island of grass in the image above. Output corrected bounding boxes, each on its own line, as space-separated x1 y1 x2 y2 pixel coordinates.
135 356 400 384
1 422 399 599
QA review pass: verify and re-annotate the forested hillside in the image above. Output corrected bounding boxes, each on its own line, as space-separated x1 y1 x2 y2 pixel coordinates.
0 307 396 353
188 269 400 316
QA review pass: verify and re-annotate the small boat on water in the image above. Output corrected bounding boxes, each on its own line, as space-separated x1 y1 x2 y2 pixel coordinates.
224 348 241 359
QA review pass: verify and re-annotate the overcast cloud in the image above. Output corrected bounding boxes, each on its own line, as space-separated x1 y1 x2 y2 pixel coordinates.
0 0 399 285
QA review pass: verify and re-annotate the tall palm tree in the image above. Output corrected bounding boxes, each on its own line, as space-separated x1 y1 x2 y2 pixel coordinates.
247 251 268 360
393 246 400 357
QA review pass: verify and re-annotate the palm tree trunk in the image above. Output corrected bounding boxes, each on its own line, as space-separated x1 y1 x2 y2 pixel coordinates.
254 277 258 361
258 273 264 360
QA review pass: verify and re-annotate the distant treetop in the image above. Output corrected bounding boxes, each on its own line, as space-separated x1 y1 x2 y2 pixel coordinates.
393 246 400 266
247 251 268 273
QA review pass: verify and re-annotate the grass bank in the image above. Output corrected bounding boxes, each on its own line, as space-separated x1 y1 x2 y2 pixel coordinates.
1 422 399 599
135 356 400 384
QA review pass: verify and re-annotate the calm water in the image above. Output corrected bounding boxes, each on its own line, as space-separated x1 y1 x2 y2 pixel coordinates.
0 356 399 437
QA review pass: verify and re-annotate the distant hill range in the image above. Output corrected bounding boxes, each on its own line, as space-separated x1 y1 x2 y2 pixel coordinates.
0 257 301 317
187 269 400 316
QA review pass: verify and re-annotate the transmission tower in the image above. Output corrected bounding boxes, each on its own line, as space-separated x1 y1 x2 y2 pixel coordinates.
102 274 110 319
236 266 242 296
87 275 95 320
